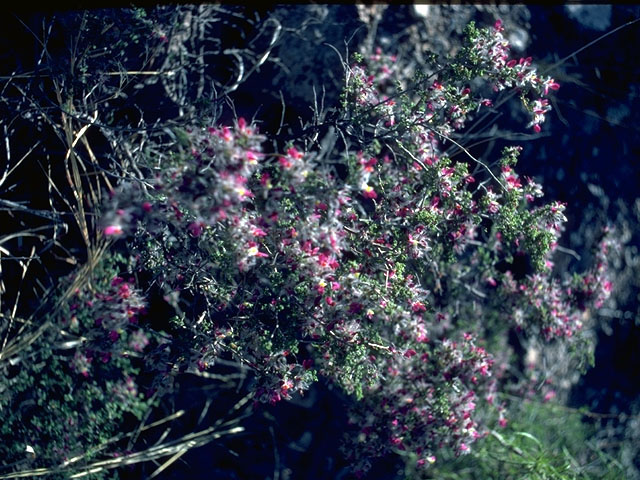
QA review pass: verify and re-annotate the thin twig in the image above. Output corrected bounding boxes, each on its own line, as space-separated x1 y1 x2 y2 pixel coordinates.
430 128 507 191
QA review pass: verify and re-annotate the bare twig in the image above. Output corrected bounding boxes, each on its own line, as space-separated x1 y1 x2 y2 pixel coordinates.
430 128 507 191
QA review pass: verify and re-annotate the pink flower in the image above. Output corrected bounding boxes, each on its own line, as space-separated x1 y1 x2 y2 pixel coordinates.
317 253 339 269
246 150 260 164
104 225 123 236
118 283 131 299
252 226 268 237
390 436 403 446
188 221 205 237
360 157 377 172
287 147 303 159
218 126 233 142
260 172 272 188
246 241 269 258
411 301 427 313
362 185 378 199
543 79 560 95
279 156 292 169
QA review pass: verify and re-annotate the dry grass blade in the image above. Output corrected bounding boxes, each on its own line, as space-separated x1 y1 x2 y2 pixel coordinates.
0 135 41 190
0 228 48 249
147 449 190 479
58 100 95 251
0 247 6 295
0 418 245 479
0 245 37 355
59 409 187 470
79 134 113 197
0 225 52 360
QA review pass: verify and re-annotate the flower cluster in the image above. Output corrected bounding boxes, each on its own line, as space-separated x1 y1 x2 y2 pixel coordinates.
346 61 398 130
568 226 617 311
344 333 494 471
66 275 149 378
461 19 560 132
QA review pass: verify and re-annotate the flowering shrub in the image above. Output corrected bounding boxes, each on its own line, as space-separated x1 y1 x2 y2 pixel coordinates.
92 19 617 476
